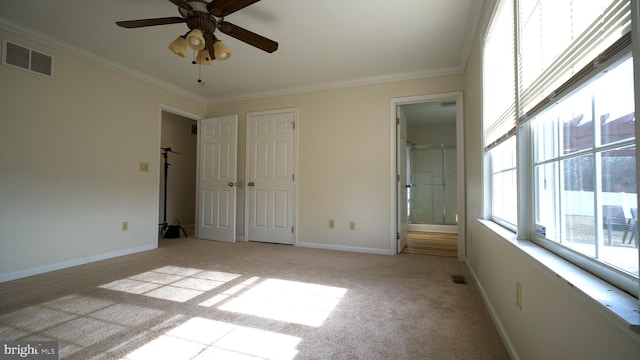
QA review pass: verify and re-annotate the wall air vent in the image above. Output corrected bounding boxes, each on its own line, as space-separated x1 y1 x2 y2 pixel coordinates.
2 39 54 78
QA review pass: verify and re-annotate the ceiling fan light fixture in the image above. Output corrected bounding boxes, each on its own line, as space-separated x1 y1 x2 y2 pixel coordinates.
186 29 205 50
116 0 279 71
196 49 213 65
168 36 187 57
213 40 231 61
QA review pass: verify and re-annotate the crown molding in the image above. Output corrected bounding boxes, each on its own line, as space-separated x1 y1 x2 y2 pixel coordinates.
207 65 464 105
206 0 484 105
458 0 485 74
0 17 207 104
0 0 484 106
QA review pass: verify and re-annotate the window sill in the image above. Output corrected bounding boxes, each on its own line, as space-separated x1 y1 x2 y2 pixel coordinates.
477 219 640 336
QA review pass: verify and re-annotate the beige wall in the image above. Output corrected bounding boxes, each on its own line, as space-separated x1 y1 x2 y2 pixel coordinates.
160 112 197 227
463 1 640 358
3 6 639 357
207 76 464 252
0 28 205 279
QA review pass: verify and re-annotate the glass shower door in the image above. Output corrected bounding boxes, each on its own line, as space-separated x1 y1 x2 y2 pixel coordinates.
409 145 457 225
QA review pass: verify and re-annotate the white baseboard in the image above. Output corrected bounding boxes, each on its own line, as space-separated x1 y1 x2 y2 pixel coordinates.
466 262 521 360
296 241 391 255
0 244 156 283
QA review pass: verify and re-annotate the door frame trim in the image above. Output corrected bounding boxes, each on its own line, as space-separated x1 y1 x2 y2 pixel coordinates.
157 104 202 246
389 92 466 259
244 107 299 245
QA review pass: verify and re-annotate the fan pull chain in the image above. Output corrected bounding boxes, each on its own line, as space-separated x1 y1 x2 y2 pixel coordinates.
189 50 202 83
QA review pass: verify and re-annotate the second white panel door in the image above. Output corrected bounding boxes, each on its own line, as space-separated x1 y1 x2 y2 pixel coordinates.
246 109 296 245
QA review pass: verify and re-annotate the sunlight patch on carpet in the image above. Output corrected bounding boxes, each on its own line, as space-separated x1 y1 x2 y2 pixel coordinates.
124 317 300 360
199 276 260 307
98 267 241 303
218 278 347 327
0 295 166 358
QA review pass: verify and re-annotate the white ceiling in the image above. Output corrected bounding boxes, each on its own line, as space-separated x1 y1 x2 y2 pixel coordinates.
0 0 483 103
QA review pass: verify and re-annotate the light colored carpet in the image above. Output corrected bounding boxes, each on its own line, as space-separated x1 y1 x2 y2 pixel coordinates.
0 237 509 360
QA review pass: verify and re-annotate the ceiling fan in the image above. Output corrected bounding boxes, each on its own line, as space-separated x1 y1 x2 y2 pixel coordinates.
116 0 278 65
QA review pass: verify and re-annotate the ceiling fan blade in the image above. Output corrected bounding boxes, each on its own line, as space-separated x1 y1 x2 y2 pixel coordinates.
208 0 260 17
219 21 278 53
116 17 186 29
168 0 192 12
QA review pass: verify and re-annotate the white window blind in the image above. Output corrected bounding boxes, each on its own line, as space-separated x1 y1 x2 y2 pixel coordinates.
517 0 632 118
483 0 516 149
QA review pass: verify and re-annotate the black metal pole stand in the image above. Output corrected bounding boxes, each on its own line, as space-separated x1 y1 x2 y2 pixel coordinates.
159 147 177 235
159 147 188 238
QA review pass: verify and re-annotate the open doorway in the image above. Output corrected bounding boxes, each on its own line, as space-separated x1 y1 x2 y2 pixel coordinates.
403 102 458 232
391 92 465 258
159 110 198 238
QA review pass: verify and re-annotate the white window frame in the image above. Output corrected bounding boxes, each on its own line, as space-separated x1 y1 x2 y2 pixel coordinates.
483 0 639 298
525 52 638 295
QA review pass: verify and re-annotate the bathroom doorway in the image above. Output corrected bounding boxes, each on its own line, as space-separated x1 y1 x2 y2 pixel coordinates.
392 92 465 257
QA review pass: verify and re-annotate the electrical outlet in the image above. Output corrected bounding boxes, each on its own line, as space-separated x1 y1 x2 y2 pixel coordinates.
139 162 149 172
329 220 334 228
349 221 356 231
516 282 522 310
122 221 128 231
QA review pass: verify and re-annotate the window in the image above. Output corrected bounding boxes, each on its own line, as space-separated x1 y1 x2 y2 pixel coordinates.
517 0 629 114
483 0 517 228
531 57 638 290
483 0 637 296
489 137 517 229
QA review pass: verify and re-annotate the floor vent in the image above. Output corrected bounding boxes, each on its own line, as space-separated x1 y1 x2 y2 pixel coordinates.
2 39 54 78
451 275 467 285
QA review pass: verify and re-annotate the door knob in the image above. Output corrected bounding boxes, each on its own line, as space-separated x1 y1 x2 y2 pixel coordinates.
228 182 235 187
248 181 255 187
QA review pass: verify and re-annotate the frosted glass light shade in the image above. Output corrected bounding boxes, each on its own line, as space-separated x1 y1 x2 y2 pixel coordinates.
186 29 205 50
196 49 212 65
168 36 187 57
213 40 231 61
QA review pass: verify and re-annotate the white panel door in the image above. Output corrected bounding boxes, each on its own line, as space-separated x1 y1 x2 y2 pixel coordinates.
197 115 238 242
247 109 296 245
